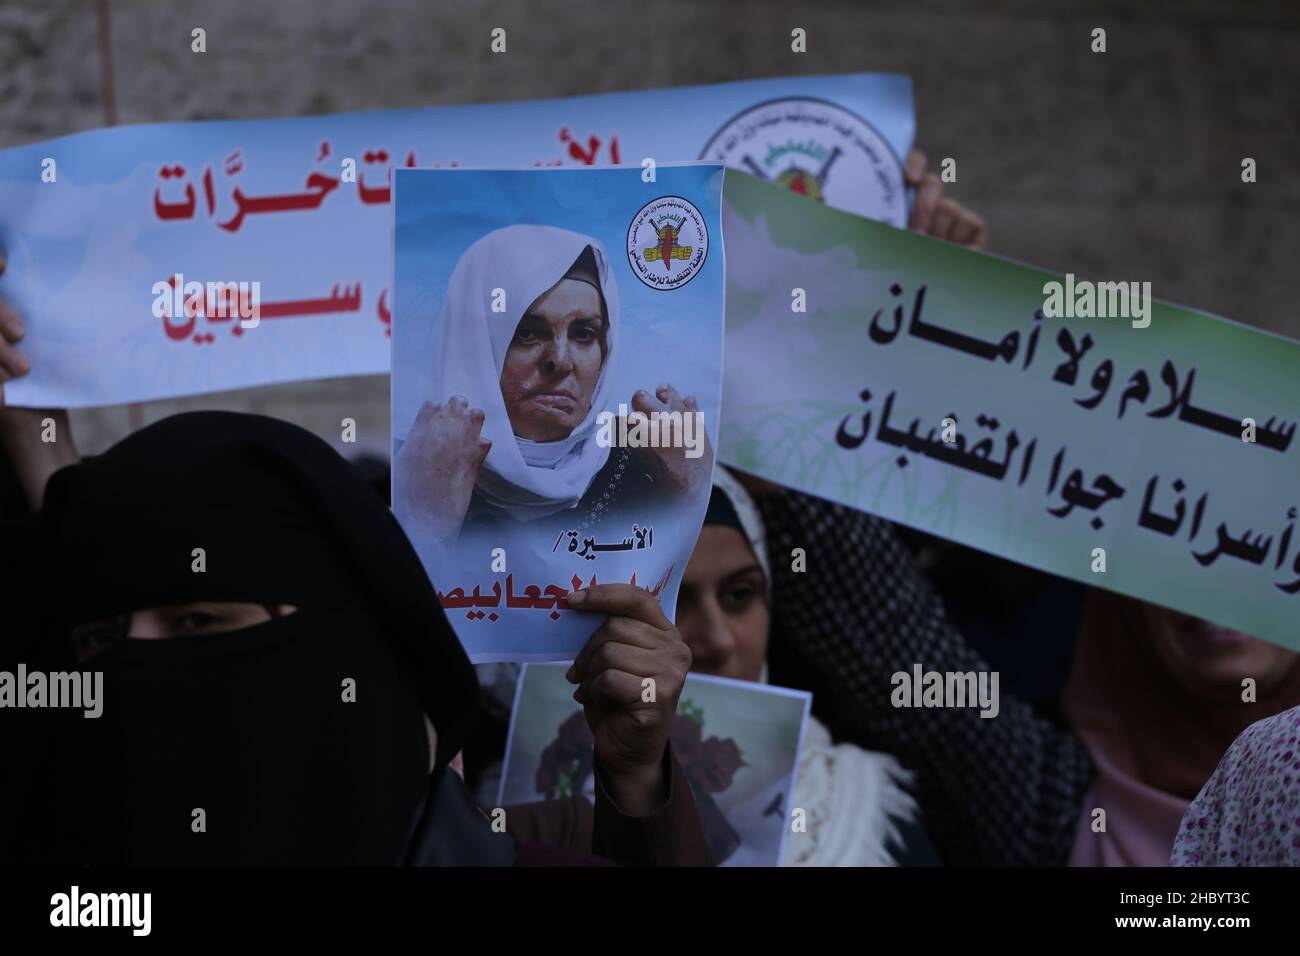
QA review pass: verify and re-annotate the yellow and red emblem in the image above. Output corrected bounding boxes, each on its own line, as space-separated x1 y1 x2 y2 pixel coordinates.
641 214 693 272
775 167 825 202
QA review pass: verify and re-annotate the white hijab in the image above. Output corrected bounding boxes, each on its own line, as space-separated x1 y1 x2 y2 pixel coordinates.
709 468 919 866
432 225 621 522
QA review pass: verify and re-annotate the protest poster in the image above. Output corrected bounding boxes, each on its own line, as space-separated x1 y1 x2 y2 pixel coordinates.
0 73 912 408
391 165 724 662
499 664 810 867
9 63 1295 649
718 171 1300 653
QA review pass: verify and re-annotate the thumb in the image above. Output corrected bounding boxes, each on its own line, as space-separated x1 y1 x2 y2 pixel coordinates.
904 149 927 185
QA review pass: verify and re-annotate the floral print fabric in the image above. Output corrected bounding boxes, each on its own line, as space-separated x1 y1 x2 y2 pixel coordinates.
1172 705 1300 866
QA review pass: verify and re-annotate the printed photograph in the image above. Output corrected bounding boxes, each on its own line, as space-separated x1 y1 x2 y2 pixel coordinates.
391 166 725 661
499 664 810 867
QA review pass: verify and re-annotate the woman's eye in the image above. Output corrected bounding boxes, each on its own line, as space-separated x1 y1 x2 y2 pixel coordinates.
571 325 597 343
173 612 223 632
82 628 119 651
513 321 550 346
721 586 757 610
71 616 128 661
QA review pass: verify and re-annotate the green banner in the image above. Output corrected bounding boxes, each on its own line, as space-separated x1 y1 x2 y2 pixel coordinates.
719 172 1300 652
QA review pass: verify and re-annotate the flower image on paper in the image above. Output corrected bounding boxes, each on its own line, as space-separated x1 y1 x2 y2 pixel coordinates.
500 664 810 867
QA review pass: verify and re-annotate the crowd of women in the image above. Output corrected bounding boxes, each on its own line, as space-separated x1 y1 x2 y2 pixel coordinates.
2 153 1296 867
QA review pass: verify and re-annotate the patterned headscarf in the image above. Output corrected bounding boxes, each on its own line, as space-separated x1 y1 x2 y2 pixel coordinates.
1171 704 1300 866
705 465 770 583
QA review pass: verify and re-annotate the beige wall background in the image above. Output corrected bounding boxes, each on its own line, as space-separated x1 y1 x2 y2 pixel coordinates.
2 0 1296 455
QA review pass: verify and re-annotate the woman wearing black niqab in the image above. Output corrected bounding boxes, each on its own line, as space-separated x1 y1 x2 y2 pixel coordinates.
22 411 707 867
31 411 505 865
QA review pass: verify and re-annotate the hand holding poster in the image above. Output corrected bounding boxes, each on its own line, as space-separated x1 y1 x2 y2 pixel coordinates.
499 664 810 867
391 165 725 662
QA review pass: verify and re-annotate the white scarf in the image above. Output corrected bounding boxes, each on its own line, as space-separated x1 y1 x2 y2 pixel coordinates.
782 716 918 867
431 224 621 521
710 468 919 866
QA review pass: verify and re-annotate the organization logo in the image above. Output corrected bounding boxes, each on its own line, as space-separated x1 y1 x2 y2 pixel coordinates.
626 195 709 290
699 97 907 226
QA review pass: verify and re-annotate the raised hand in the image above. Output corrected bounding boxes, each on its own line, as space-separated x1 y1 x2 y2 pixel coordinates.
565 583 691 816
629 383 712 498
393 396 491 545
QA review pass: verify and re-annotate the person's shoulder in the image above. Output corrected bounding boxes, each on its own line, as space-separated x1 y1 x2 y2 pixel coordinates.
789 719 941 865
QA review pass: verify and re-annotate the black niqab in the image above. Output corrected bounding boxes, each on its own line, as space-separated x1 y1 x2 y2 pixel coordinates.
34 411 482 865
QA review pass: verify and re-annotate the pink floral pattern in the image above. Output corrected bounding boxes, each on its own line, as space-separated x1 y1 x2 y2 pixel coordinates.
1172 705 1300 866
